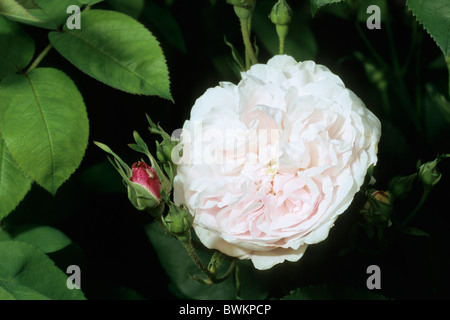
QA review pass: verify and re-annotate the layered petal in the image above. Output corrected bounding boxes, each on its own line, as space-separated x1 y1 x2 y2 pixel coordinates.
173 55 381 270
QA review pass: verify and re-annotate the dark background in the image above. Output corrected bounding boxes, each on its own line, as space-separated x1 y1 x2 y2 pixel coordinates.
4 0 450 299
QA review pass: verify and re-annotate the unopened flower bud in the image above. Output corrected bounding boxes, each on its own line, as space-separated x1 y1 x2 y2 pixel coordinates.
269 0 292 54
156 140 175 164
227 0 256 20
128 161 162 211
163 203 193 242
387 173 417 200
361 190 393 226
208 252 226 275
418 159 442 191
269 0 292 26
226 0 256 9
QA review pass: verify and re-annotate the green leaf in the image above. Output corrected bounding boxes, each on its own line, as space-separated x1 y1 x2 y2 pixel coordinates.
0 224 72 253
0 0 44 26
0 229 11 241
388 173 417 199
77 0 104 5
0 133 32 221
310 0 345 16
426 83 450 124
224 36 245 72
93 141 131 179
28 0 82 29
49 9 172 100
0 0 82 30
402 227 430 237
107 0 144 19
406 0 450 57
142 2 187 53
0 241 86 300
0 15 35 79
145 222 269 299
282 284 388 300
0 68 89 195
145 222 236 299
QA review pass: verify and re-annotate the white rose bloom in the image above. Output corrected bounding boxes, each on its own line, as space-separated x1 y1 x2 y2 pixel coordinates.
173 55 381 270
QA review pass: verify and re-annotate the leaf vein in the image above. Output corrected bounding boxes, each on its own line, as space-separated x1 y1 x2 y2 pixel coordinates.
25 73 55 191
61 29 167 97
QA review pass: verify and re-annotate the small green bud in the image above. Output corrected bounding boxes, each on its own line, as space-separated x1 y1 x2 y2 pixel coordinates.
269 0 292 26
147 115 179 183
387 173 417 199
227 0 255 20
156 140 176 164
418 159 442 191
208 252 226 275
269 0 292 54
163 202 193 242
234 6 252 20
226 0 256 9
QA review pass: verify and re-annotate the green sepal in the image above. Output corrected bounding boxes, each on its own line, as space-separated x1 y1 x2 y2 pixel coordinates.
94 141 131 178
129 131 171 196
127 180 160 211
387 173 417 200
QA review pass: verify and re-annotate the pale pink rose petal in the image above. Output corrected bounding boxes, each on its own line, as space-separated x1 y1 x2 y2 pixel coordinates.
173 55 381 270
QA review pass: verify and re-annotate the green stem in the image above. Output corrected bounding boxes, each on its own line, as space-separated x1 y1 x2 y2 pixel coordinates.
24 4 93 75
26 43 52 74
385 14 400 77
400 188 430 229
355 21 388 70
234 262 241 300
181 239 215 283
400 18 418 76
181 238 236 284
446 55 450 99
240 17 257 69
393 76 423 135
380 86 391 117
215 260 237 282
279 33 285 55
414 44 423 126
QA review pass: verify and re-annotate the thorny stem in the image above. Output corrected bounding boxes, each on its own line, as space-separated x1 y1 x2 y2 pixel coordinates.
240 17 258 69
181 238 236 284
181 238 214 282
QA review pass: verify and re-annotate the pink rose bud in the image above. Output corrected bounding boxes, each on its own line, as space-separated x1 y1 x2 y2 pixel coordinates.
130 162 162 200
127 161 163 211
